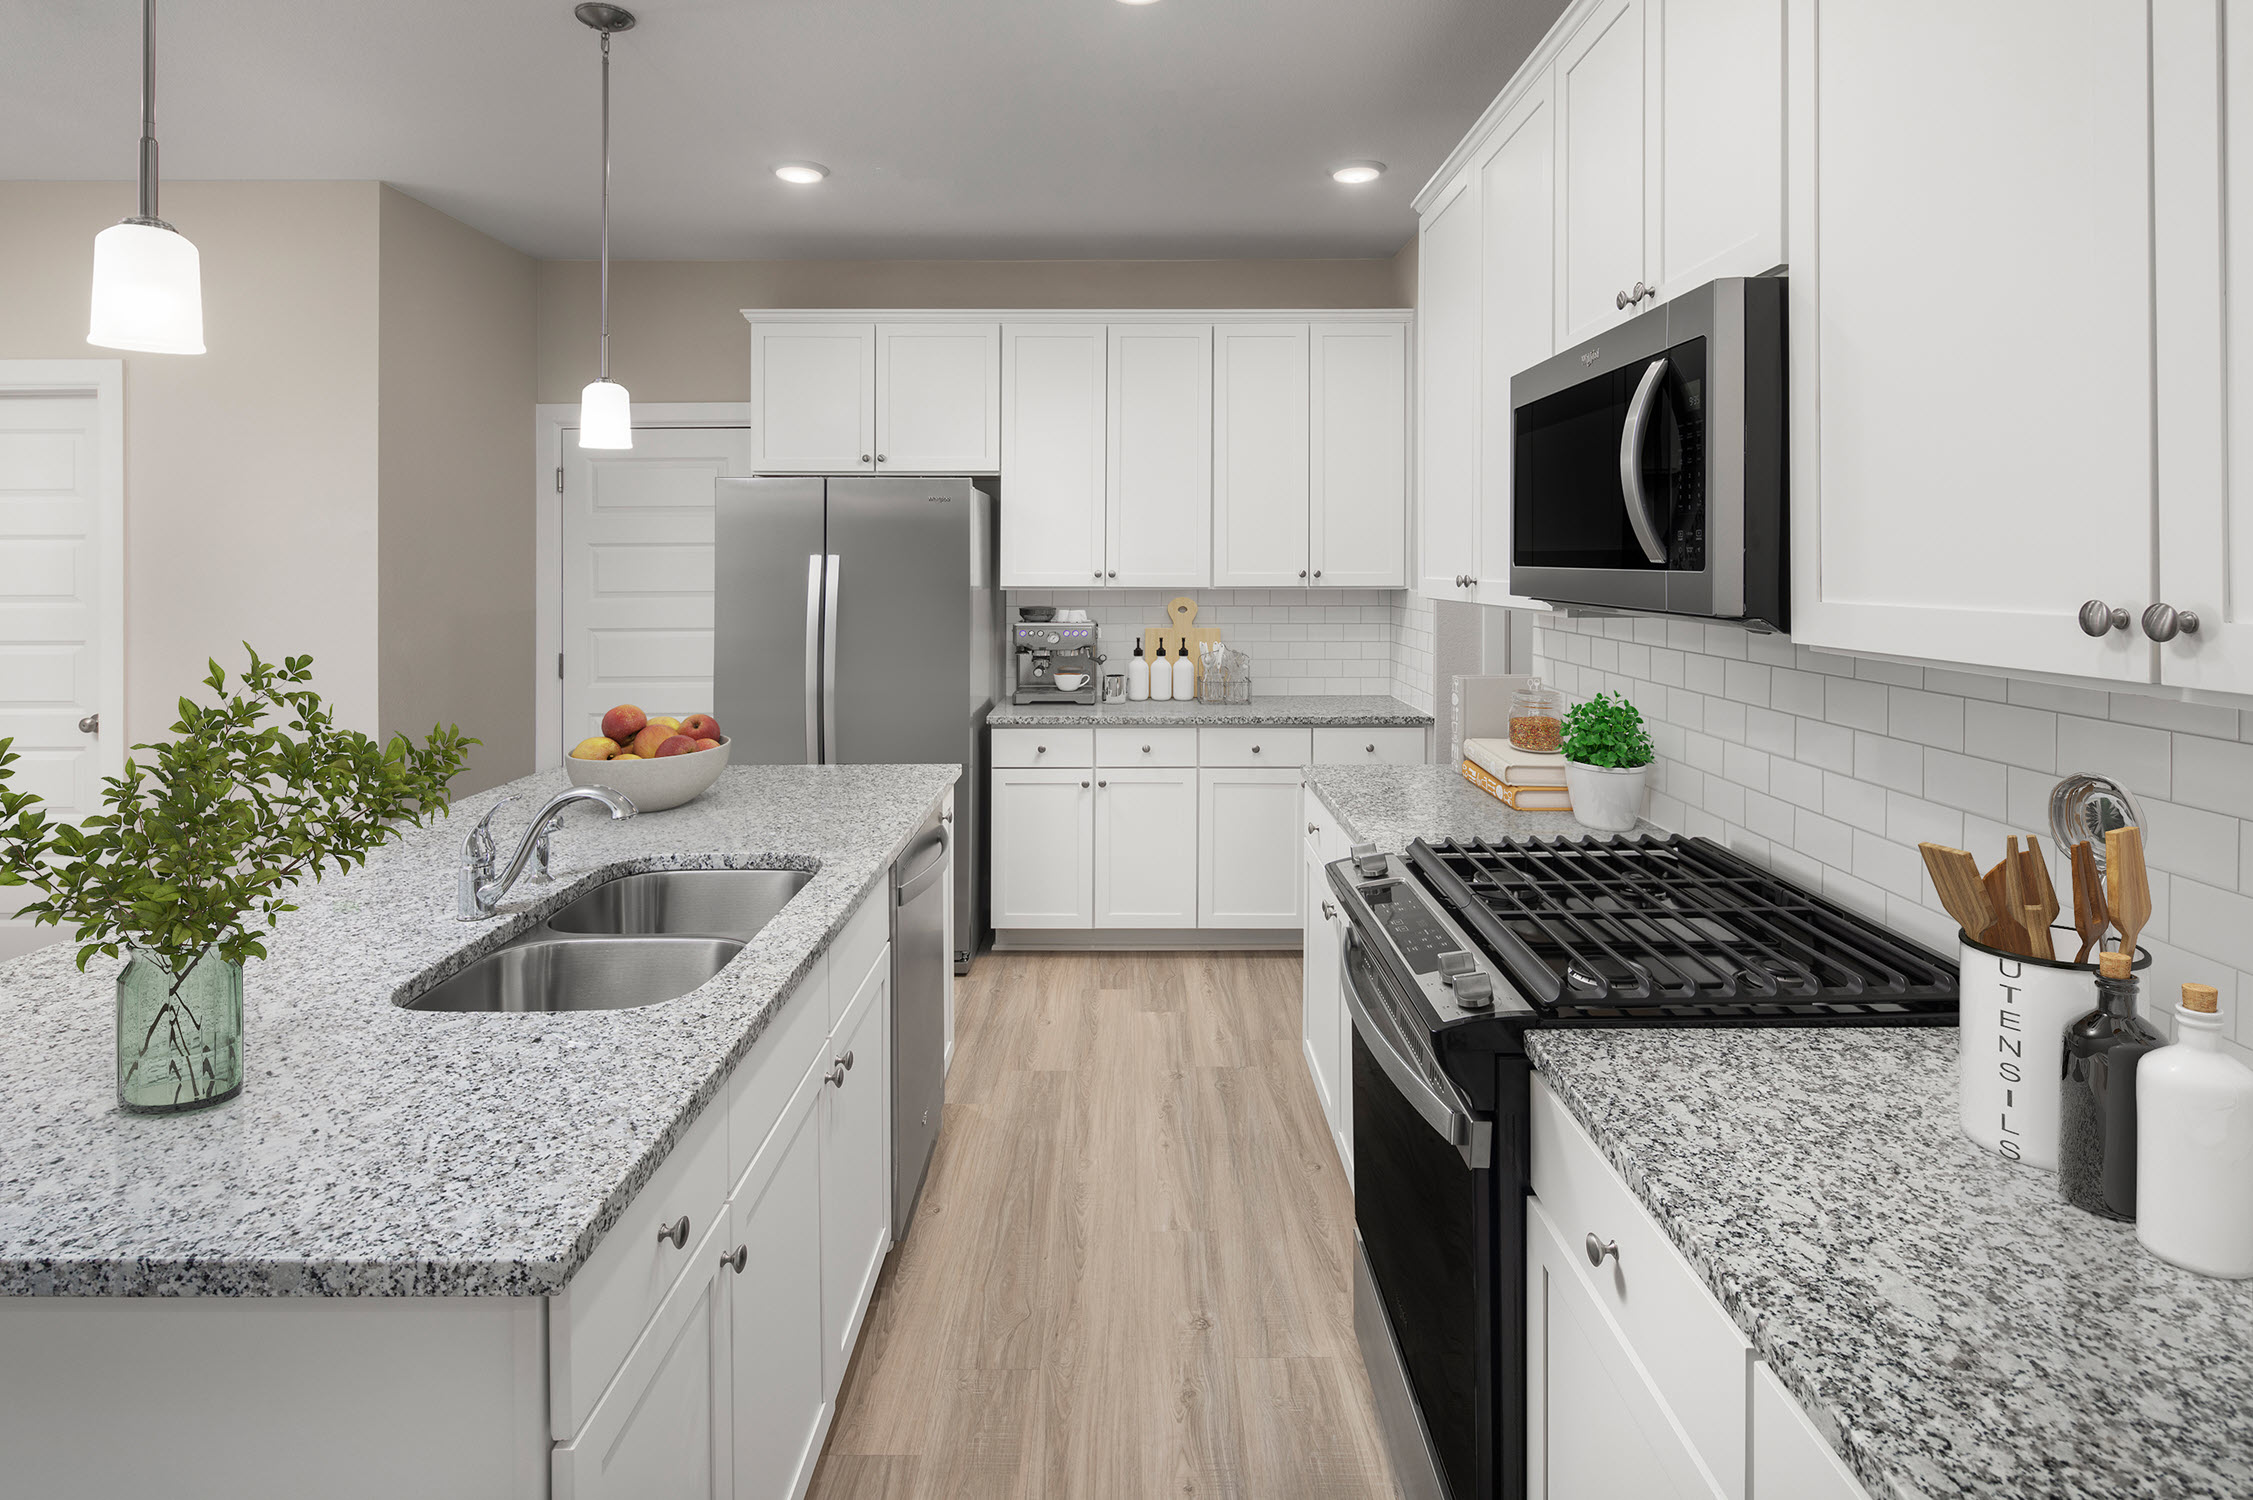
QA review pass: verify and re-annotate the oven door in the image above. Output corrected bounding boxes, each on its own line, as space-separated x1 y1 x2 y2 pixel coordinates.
1345 924 1498 1500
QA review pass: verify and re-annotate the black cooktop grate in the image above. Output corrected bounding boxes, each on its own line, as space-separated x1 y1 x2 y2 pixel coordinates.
1407 834 1957 1024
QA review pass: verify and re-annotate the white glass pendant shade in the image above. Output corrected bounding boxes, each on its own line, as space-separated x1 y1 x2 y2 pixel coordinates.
88 220 205 355
579 378 633 449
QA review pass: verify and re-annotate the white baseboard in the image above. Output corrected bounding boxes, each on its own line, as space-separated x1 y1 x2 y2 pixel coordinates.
991 928 1302 953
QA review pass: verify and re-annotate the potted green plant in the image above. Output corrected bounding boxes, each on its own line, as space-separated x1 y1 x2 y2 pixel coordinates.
1560 690 1655 833
0 648 472 1114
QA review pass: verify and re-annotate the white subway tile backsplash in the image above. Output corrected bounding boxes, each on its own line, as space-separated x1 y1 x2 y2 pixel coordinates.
1853 731 1923 794
1706 697 1748 745
1797 719 1855 773
1923 748 2009 819
1702 624 1749 660
2008 679 2111 718
1685 653 1727 697
2056 715 2172 798
1854 657 1924 688
1884 791 1964 850
1746 633 1798 669
1922 666 2009 702
1964 700 2056 772
2140 797 2241 889
1825 771 1888 835
1723 742 1770 793
2110 693 2241 739
1797 645 1856 678
1772 757 1824 811
1825 676 1889 733
1746 706 1796 757
1796 809 1854 868
2171 732 2253 820
1771 669 1825 719
1745 789 1795 843
1887 687 1964 751
1684 732 1727 775
1854 829 1925 900
1723 660 1771 706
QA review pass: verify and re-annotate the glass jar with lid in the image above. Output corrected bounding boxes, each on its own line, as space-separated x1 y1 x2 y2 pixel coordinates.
1509 678 1566 754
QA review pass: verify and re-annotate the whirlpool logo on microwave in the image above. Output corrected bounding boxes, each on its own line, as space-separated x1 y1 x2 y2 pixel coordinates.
1580 349 1602 366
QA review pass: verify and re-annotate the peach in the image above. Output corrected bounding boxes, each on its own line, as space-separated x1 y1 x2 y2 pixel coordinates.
629 723 673 759
601 704 646 742
611 752 642 761
654 735 698 757
693 738 720 753
678 713 721 741
570 736 620 761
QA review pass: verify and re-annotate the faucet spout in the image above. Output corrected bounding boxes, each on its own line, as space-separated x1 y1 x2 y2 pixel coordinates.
458 784 639 920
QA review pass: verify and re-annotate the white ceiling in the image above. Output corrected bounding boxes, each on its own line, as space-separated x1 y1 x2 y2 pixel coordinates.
3 0 1567 261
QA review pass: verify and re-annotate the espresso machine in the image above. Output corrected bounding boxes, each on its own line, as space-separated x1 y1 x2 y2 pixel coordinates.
1011 619 1101 705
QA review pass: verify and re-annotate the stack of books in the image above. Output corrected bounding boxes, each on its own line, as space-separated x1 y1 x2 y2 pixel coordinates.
1461 738 1571 811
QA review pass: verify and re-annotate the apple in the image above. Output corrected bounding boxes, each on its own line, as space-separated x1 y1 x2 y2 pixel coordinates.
571 736 619 761
679 713 721 741
611 752 642 761
693 738 720 753
648 715 682 733
601 704 647 742
629 723 673 759
654 735 698 757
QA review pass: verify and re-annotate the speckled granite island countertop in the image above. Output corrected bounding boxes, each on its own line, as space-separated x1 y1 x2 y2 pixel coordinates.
0 762 956 1299
986 692 1432 729
1528 1028 2253 1500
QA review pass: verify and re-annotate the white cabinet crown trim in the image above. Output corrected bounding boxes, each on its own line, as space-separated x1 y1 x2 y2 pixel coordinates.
743 308 1410 324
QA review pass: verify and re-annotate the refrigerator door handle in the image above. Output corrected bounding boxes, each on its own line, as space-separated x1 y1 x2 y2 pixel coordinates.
803 554 824 764
821 554 842 765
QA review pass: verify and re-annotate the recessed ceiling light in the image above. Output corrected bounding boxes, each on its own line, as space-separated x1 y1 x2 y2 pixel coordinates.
1331 160 1386 185
773 162 830 185
1117 0 1163 6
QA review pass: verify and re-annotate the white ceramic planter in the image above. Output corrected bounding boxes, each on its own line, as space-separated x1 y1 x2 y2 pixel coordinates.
1563 760 1649 832
1956 928 2146 1171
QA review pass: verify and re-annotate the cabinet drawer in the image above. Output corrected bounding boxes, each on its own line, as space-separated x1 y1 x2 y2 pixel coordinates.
992 727 1093 768
825 887 889 1032
728 956 831 1195
1097 726 1198 766
1311 726 1426 765
1198 726 1312 767
551 1095 732 1441
1531 1074 1750 1499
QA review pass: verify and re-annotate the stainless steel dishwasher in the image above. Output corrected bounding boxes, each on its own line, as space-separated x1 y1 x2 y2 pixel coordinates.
891 805 949 1241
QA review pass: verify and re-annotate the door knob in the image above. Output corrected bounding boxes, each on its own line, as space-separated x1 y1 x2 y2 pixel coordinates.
2142 602 2201 641
1585 1233 1619 1267
2078 600 2130 637
77 713 98 735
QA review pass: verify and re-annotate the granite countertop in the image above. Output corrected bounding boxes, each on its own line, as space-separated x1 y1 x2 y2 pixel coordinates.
986 693 1433 729
1527 1028 2253 1500
1305 762 1620 851
0 762 956 1298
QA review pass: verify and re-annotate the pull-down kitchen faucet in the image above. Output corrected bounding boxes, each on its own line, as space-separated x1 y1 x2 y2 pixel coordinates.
457 785 637 920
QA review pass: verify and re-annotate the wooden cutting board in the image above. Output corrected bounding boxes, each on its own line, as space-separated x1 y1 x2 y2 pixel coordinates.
1143 596 1224 688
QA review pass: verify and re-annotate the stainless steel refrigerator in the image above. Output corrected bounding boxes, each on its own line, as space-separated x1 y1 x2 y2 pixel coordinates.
712 476 997 972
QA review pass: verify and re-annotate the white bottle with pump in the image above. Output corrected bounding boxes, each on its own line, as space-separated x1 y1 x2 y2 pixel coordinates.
1173 641 1196 701
2137 982 2253 1278
1149 642 1172 701
1127 640 1149 701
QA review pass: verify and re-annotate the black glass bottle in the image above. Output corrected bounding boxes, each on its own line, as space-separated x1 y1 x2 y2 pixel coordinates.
2059 950 2164 1220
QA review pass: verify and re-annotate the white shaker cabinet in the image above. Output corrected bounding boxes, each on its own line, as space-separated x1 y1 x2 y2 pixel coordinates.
1094 766 1200 928
1310 321 1408 589
820 944 892 1399
1785 0 2157 681
724 1055 828 1500
1552 0 1651 349
999 323 1109 588
1107 324 1214 588
750 322 876 473
1476 76 1559 609
749 320 999 476
1197 766 1305 929
874 322 1001 474
1419 171 1484 600
1651 0 1785 298
1212 324 1311 587
990 766 1096 928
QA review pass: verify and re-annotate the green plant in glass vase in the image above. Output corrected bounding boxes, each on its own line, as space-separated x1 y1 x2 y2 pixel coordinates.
0 648 473 1113
1559 691 1655 833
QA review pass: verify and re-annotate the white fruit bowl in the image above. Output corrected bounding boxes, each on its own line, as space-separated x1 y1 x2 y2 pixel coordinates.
564 736 731 813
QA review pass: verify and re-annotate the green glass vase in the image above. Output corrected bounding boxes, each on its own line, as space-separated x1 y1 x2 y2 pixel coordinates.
116 948 243 1114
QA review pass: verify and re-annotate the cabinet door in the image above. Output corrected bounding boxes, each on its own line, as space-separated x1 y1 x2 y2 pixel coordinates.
1418 171 1483 600
1094 767 1199 928
990 768 1094 928
820 951 891 1399
1785 0 2156 681
1300 843 1340 1127
1554 0 1651 348
750 323 875 473
1197 767 1304 928
1475 76 1561 609
1108 324 1214 587
727 1056 828 1500
1526 1200 1727 1500
1000 324 1108 588
1212 323 1312 587
875 323 1000 474
1310 322 1408 588
1652 0 1785 297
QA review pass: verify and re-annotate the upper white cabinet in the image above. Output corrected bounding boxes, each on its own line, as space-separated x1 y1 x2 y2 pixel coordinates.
1553 0 1652 348
1419 174 1485 600
999 323 1109 587
1310 322 1408 588
1653 0 1785 298
1477 78 1559 601
875 322 1002 473
1107 324 1214 588
1213 324 1312 587
748 319 998 475
750 322 875 473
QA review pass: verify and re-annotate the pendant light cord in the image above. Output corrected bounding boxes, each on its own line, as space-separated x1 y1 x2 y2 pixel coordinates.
137 0 160 224
598 30 611 383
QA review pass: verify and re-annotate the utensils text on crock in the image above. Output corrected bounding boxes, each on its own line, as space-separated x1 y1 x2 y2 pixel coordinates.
2071 840 2110 963
1919 843 1998 944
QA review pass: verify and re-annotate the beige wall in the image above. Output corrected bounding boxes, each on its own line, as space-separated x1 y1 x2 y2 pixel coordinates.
0 181 382 742
1388 234 1419 308
377 187 537 794
535 255 1414 403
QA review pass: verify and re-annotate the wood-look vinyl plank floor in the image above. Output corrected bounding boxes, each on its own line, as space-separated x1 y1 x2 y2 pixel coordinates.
807 951 1398 1500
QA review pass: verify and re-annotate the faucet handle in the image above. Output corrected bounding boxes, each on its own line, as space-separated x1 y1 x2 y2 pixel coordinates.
465 795 518 869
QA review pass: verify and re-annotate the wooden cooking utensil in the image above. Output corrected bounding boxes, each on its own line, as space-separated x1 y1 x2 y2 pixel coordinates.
2070 839 2110 963
1918 843 1998 943
2105 825 2153 958
2017 835 2060 959
2021 903 2055 961
1983 853 2029 956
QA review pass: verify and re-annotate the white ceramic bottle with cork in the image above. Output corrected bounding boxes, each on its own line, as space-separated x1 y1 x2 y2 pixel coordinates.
2136 982 2253 1278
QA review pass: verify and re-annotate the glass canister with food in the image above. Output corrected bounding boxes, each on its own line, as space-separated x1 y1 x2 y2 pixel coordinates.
1509 677 1566 754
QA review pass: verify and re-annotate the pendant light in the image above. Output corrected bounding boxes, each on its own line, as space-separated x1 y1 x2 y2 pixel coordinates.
576 3 636 450
88 0 205 355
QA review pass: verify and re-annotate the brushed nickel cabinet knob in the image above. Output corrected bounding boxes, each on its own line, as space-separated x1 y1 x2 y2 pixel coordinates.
2142 602 2201 641
2078 599 2130 636
1585 1233 1618 1267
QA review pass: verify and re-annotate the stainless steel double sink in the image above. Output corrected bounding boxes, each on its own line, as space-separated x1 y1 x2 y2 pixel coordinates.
403 869 812 1013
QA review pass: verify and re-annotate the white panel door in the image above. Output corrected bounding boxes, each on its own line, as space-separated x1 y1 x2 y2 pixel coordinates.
875 323 1000 474
1418 171 1483 600
1094 766 1198 928
1526 1200 1724 1500
819 952 891 1399
1554 0 1651 348
727 1054 828 1500
1310 322 1408 589
999 324 1109 588
1197 767 1304 928
561 427 753 748
1786 0 2156 680
0 394 106 819
990 768 1095 927
1653 0 1785 296
1301 841 1340 1128
1476 77 1560 609
1106 324 1213 588
750 323 874 473
1212 323 1311 587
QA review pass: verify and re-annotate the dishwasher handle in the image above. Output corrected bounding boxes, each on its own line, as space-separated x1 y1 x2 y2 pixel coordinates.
895 818 953 906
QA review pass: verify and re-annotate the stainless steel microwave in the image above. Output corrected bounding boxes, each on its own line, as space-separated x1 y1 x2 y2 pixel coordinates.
1509 276 1787 631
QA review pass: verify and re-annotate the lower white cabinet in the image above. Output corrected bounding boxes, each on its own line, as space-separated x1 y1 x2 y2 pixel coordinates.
1301 785 1355 1178
725 1054 829 1500
1094 767 1199 927
1751 1364 1873 1500
1197 766 1305 928
820 943 892 1398
990 767 1095 927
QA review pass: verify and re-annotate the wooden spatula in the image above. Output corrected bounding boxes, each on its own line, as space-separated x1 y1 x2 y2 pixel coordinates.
2018 835 2059 959
2106 825 2152 958
2070 840 2110 962
1918 842 1998 943
1983 851 2029 956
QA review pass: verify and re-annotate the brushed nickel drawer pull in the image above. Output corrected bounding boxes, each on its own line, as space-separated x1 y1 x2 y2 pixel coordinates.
657 1216 690 1249
1585 1233 1618 1268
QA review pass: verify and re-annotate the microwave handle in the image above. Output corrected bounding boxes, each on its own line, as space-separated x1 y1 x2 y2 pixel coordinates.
1617 356 1670 566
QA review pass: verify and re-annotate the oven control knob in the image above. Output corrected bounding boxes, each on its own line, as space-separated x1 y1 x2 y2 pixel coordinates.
1349 841 1387 878
1451 973 1495 1009
1436 950 1476 981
